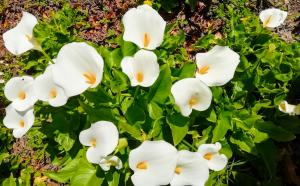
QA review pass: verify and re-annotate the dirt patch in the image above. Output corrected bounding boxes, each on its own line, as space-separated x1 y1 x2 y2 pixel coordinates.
10 136 61 185
11 137 59 171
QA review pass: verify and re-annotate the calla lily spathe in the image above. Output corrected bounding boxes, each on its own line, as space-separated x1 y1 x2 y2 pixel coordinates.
171 78 212 117
121 49 159 87
34 65 68 107
259 8 287 28
52 42 104 97
195 45 240 87
99 155 123 171
129 140 178 186
279 101 300 115
3 104 34 138
198 142 228 171
79 121 119 164
4 76 38 112
170 150 209 186
3 11 41 55
122 4 166 50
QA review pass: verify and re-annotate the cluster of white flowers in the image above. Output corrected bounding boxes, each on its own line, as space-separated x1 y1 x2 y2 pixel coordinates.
120 5 165 87
129 140 227 186
3 12 104 138
1 3 292 186
171 45 241 117
119 5 241 117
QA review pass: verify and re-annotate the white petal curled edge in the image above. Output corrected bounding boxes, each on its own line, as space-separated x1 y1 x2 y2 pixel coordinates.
4 76 37 111
122 5 166 50
34 65 68 107
278 100 300 115
171 78 212 117
198 142 228 171
79 121 119 164
99 155 123 171
206 153 228 171
3 11 39 55
170 150 209 186
52 42 104 97
259 8 287 28
129 140 178 186
121 49 160 87
195 45 240 87
3 104 34 138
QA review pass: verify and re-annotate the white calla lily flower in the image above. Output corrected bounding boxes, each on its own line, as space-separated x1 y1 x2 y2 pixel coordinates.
52 42 104 97
171 78 212 117
99 155 123 171
122 4 166 50
170 150 209 186
198 142 228 171
278 101 300 115
195 45 240 87
121 49 159 87
3 104 34 138
3 11 41 55
4 76 38 111
129 140 178 186
259 8 287 28
34 65 68 107
79 121 119 164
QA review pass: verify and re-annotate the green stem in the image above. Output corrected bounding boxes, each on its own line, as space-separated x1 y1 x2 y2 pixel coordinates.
133 86 141 99
182 140 197 151
40 49 54 64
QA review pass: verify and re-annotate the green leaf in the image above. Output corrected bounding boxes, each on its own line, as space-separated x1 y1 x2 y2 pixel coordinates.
45 154 82 183
197 126 213 146
148 65 172 104
120 39 137 57
205 171 218 186
161 30 185 50
206 109 217 123
236 55 250 72
167 113 189 145
0 153 9 165
106 171 120 186
276 116 300 134
118 119 142 141
212 111 231 142
148 118 164 139
256 140 277 177
110 69 129 93
248 128 269 143
79 101 117 123
178 63 196 79
2 174 16 186
219 140 233 159
84 88 114 104
101 48 123 68
148 101 163 120
70 158 104 186
254 121 295 142
230 131 257 155
125 103 146 125
54 132 75 151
